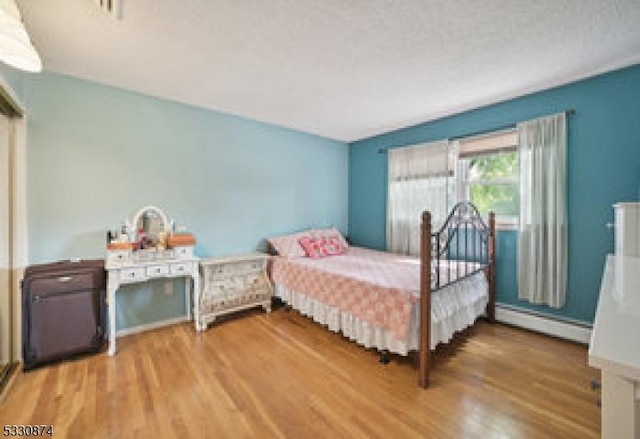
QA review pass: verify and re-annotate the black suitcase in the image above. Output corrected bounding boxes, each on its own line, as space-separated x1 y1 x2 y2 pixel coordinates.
22 259 106 370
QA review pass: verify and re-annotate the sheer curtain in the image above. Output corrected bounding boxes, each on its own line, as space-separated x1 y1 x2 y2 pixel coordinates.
387 140 457 256
517 113 567 307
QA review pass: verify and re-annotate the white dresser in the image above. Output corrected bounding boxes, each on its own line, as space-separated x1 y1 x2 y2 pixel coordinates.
196 253 273 331
613 203 640 256
590 202 640 438
589 255 640 439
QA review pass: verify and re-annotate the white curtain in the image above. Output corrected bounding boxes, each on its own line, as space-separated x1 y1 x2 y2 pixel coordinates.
517 113 567 307
387 140 457 256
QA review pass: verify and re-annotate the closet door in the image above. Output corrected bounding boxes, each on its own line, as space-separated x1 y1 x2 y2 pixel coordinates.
0 112 12 371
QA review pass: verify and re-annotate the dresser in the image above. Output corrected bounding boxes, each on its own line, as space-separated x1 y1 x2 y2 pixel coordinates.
613 202 640 257
589 255 640 439
196 253 273 331
589 201 640 438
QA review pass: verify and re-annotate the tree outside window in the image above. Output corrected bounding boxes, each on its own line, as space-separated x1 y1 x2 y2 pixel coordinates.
460 150 518 224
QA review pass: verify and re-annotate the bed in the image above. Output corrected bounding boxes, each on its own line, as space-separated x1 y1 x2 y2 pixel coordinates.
268 202 496 388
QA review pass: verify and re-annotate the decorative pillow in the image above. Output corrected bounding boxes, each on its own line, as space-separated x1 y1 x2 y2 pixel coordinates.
299 237 327 259
299 236 346 258
268 231 311 258
311 227 349 250
322 236 346 256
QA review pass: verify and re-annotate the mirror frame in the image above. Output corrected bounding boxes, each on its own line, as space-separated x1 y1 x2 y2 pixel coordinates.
131 205 169 243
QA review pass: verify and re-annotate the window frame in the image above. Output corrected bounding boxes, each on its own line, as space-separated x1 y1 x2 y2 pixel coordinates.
456 129 519 229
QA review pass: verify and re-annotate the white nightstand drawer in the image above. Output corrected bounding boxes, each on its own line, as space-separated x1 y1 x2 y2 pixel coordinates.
206 279 233 296
119 267 145 282
237 260 264 273
241 273 260 287
146 265 170 278
208 261 263 277
207 263 230 276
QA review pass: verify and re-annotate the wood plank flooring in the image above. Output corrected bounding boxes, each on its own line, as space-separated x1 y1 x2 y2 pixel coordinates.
0 307 600 438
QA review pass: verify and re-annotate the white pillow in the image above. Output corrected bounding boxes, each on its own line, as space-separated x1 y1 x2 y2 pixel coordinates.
268 230 312 258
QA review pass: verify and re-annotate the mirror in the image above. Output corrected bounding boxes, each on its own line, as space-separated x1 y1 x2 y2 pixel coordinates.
131 205 169 248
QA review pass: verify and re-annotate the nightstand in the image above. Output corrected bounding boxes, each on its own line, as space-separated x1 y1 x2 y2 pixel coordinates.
196 253 273 330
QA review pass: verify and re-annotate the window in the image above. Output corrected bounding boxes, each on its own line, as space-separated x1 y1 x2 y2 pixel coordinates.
457 129 519 226
386 129 519 257
387 139 456 255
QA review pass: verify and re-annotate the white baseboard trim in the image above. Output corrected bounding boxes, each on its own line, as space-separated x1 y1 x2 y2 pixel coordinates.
116 316 190 338
495 305 592 345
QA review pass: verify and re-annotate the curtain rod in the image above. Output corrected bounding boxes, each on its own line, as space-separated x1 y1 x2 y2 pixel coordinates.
377 108 576 154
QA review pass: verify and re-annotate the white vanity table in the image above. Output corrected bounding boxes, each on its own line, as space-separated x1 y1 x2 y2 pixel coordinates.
105 206 200 356
106 254 199 356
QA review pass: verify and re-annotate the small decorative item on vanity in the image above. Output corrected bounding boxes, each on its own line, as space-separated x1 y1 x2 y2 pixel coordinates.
166 231 197 259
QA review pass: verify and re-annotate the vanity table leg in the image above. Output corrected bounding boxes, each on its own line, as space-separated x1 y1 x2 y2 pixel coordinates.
185 275 192 321
192 271 202 331
107 279 118 356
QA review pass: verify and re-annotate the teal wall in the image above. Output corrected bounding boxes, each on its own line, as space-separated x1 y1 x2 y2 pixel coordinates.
19 72 348 330
349 64 640 324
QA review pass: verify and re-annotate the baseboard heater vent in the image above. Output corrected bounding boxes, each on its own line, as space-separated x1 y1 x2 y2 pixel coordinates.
495 304 592 345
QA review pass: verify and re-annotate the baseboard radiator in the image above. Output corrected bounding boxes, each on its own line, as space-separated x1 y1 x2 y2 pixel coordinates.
495 304 592 345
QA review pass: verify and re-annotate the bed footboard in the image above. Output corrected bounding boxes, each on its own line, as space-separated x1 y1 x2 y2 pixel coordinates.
419 211 432 388
419 202 496 388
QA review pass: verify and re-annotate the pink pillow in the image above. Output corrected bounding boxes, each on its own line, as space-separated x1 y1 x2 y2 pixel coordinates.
323 236 346 255
268 231 311 258
311 227 349 250
299 237 326 259
299 236 346 258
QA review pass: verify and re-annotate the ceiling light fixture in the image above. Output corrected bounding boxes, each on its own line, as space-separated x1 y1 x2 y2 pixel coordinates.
0 0 42 72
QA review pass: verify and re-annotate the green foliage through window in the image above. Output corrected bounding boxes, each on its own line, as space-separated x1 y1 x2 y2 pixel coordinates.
464 151 518 218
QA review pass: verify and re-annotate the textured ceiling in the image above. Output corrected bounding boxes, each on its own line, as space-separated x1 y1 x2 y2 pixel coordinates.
15 0 640 142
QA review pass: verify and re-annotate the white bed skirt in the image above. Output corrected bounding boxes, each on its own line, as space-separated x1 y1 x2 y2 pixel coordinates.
274 272 488 355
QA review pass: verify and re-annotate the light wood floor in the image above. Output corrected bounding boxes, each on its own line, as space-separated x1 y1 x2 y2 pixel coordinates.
0 307 600 438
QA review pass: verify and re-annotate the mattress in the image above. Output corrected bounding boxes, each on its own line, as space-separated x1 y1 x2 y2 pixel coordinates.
270 246 488 354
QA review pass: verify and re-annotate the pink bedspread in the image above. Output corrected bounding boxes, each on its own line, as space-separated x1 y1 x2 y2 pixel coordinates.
270 247 421 340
